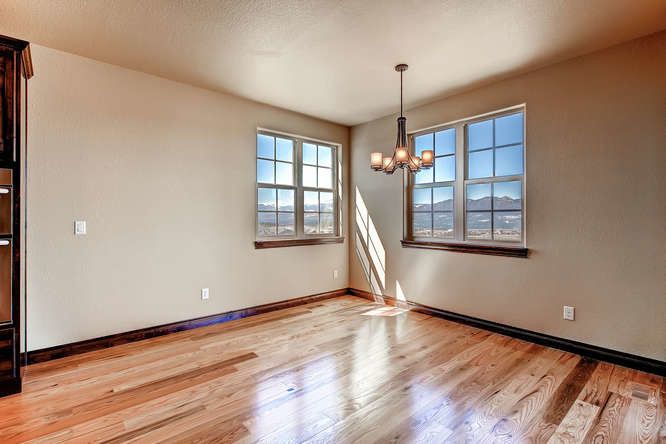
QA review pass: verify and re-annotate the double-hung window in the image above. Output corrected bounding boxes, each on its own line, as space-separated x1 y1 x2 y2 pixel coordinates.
256 130 340 243
407 107 525 253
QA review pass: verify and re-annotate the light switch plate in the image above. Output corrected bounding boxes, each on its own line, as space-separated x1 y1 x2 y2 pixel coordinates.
201 288 210 300
74 220 87 235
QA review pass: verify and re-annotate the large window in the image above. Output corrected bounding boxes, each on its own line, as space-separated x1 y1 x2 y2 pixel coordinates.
256 131 339 241
407 108 525 248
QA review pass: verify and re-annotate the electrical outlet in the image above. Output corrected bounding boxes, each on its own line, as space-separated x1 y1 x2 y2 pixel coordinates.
201 288 210 301
563 305 575 321
74 220 87 235
333 269 339 279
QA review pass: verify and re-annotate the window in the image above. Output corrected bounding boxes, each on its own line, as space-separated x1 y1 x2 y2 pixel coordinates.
256 131 340 243
406 108 525 253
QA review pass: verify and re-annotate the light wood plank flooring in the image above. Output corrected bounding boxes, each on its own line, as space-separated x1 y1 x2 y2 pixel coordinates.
0 296 663 443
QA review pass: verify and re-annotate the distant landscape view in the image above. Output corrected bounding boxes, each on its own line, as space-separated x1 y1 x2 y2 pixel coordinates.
413 184 522 242
257 188 334 236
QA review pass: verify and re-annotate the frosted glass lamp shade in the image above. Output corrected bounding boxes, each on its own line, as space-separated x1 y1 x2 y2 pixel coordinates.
421 149 434 167
370 152 383 170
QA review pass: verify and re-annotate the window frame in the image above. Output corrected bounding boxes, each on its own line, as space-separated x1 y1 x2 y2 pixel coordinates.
255 129 342 245
404 106 527 255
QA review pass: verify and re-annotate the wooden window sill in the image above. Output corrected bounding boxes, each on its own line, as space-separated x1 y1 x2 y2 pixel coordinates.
401 240 528 258
255 237 344 249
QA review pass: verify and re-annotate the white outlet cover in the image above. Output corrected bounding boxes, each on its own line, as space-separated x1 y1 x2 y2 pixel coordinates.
563 306 575 321
201 288 210 300
74 220 87 235
333 269 339 279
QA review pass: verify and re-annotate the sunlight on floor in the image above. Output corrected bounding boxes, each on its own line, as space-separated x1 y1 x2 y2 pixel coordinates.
361 306 408 317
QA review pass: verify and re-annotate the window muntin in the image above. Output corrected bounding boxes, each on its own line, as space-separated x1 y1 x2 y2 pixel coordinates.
304 191 335 234
414 128 456 185
411 127 456 240
257 134 294 186
412 186 454 239
256 131 339 239
467 112 524 179
302 143 333 189
257 188 295 236
408 108 525 246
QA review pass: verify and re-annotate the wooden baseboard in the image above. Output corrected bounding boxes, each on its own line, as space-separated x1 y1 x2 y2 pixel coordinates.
348 288 666 376
24 286 666 377
25 288 349 365
0 377 21 397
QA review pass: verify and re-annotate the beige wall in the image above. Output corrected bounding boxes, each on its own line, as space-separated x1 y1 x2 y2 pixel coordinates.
349 32 666 361
26 45 349 351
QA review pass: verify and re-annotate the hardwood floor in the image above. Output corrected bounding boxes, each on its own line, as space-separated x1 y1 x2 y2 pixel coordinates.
0 296 663 443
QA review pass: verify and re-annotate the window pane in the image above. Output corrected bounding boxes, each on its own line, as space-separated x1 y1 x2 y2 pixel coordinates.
319 192 334 212
495 113 523 146
303 165 317 187
413 212 432 237
493 181 521 210
466 183 491 210
278 212 295 236
276 138 293 162
435 155 455 182
433 186 453 211
277 189 294 211
493 211 521 242
275 162 293 185
304 213 318 234
413 188 431 211
415 133 433 152
466 212 491 240
468 119 493 151
495 145 523 176
318 167 332 188
304 191 318 212
434 212 454 239
257 134 274 159
258 212 276 236
257 188 276 211
257 159 274 184
468 149 493 179
415 166 434 184
303 143 317 165
435 128 455 156
320 213 334 234
318 146 332 167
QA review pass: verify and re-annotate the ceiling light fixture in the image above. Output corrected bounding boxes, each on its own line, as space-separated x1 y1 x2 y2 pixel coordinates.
370 64 433 174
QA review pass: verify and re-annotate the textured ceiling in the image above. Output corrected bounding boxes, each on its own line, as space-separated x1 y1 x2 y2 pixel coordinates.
1 0 665 125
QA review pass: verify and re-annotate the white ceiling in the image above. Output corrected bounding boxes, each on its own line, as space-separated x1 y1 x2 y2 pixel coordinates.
1 0 665 125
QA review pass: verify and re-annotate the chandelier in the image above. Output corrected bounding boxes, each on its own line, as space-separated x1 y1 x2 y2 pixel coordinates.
370 64 433 174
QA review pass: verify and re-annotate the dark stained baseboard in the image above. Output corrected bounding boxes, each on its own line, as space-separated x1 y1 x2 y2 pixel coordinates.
24 288 349 365
0 377 21 397
349 288 666 377
23 286 666 377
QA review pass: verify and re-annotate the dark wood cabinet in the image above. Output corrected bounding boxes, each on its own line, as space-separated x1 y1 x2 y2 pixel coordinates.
0 34 31 397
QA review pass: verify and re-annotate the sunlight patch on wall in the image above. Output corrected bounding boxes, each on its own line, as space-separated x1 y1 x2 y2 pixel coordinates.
395 281 407 302
354 187 387 298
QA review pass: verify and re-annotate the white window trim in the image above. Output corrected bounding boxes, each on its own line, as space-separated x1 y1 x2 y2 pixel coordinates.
405 105 526 248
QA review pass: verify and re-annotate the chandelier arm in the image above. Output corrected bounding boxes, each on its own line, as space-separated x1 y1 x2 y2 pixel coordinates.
386 150 398 174
407 151 420 171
